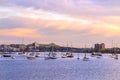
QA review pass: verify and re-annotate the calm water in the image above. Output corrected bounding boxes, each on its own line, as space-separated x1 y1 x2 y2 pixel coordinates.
0 53 120 80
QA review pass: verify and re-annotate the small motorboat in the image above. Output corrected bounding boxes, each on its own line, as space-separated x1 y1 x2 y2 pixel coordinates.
3 54 11 57
61 52 74 58
91 52 97 57
61 55 67 58
27 53 36 60
27 56 36 60
35 53 40 57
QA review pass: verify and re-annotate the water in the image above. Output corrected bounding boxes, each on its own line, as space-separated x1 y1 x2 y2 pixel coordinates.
0 53 120 80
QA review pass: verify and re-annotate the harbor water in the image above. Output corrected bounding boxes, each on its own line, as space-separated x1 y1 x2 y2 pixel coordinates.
0 53 120 80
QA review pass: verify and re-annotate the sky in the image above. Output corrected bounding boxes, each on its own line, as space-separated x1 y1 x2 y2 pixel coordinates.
0 0 120 48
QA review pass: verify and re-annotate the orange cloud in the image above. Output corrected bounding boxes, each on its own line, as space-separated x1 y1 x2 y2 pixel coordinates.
0 28 43 38
89 22 120 37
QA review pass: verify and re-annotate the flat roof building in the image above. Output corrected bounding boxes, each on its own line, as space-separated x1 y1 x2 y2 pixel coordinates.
95 43 105 52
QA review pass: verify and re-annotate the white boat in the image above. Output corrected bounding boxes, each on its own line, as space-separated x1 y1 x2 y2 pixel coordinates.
35 53 40 57
27 53 36 60
111 54 118 60
91 52 97 57
96 52 103 59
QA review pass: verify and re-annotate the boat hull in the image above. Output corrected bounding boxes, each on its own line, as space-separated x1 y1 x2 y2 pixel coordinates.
3 54 11 57
27 56 36 60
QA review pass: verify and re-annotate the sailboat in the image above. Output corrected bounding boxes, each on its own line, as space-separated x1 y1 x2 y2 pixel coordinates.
77 53 80 60
45 44 57 59
96 44 102 59
114 43 118 60
83 45 89 61
61 42 74 58
19 38 26 56
45 52 57 59
34 46 40 57
83 53 89 61
111 41 118 60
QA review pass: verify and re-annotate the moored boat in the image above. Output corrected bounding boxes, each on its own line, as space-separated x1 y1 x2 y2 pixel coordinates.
26 53 36 60
3 54 11 57
27 56 36 60
83 53 89 61
45 52 57 60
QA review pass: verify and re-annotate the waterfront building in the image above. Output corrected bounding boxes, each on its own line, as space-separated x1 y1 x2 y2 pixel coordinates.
94 43 105 52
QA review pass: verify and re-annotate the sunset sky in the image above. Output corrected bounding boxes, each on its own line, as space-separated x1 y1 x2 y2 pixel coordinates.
0 0 120 47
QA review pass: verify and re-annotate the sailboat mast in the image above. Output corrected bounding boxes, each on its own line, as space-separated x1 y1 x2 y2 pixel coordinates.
71 42 72 53
66 41 68 52
52 44 54 53
22 38 24 53
111 40 113 54
85 44 87 57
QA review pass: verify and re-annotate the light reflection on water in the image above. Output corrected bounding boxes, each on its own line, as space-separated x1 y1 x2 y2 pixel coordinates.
0 53 120 80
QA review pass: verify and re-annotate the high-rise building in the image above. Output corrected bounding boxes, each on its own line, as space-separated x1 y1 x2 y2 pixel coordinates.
94 43 105 51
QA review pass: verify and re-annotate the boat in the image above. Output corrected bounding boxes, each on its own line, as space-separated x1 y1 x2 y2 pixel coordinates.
91 52 102 58
27 53 36 60
12 56 16 59
44 44 57 60
91 52 97 57
66 52 74 58
111 54 118 60
96 52 102 58
2 54 11 57
61 42 74 58
19 51 26 56
2 46 12 57
111 41 118 60
83 53 89 61
77 53 80 60
35 53 40 57
61 54 68 58
45 52 57 59
27 56 36 60
83 44 89 61
114 54 118 59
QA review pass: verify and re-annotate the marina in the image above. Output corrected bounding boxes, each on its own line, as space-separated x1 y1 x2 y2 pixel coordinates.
0 53 120 80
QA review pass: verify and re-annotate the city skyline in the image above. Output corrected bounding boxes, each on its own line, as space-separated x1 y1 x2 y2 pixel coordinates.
0 0 120 47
